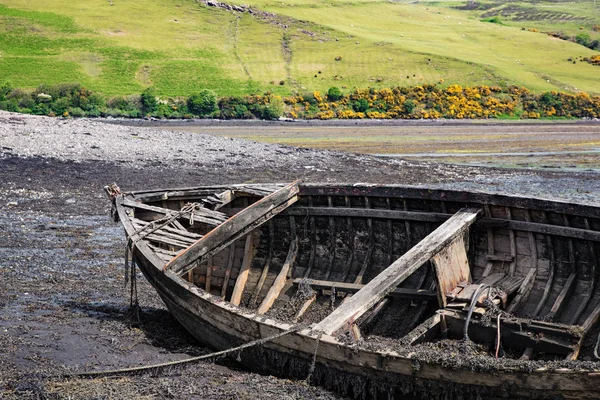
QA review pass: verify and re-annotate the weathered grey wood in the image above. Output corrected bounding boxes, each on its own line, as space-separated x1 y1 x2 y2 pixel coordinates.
570 218 597 325
534 212 555 316
507 210 538 313
442 310 579 356
360 298 390 329
324 196 336 281
405 313 442 345
166 181 301 275
123 197 227 226
355 197 374 285
292 279 437 300
205 256 213 294
285 207 600 242
299 184 600 219
250 221 274 307
341 196 355 282
303 197 317 279
220 244 236 299
230 234 256 306
257 222 298 315
131 220 199 245
547 273 577 320
131 218 202 240
314 208 481 335
293 294 316 323
431 234 471 307
506 208 517 276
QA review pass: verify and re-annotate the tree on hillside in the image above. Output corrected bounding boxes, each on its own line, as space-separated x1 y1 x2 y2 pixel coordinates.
187 89 218 116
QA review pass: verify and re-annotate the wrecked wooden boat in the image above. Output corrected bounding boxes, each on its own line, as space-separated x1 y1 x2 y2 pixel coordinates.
106 181 600 399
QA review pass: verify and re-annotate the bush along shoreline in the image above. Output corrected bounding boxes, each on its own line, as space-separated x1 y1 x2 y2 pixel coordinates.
1 82 599 120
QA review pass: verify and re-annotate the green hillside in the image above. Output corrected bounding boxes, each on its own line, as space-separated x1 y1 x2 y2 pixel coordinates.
0 0 599 97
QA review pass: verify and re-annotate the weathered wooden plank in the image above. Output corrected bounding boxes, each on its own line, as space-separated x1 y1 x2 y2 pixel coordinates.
570 218 597 325
292 278 437 300
293 294 317 323
205 256 213 293
506 208 517 276
220 244 236 299
284 207 600 242
314 208 481 335
298 184 600 219
230 234 256 306
303 197 317 279
123 197 227 226
131 218 202 240
257 221 298 315
250 221 274 306
405 313 442 345
324 197 337 281
431 234 471 308
355 197 374 284
547 273 577 320
166 180 301 275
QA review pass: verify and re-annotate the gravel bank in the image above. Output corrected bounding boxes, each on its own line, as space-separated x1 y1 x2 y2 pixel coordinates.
0 110 598 399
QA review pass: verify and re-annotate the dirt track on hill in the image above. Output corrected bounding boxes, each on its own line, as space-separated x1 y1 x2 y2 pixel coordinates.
1 111 599 399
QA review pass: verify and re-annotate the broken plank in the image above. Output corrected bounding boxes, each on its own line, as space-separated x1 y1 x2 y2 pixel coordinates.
257 228 299 315
546 273 577 320
123 198 227 226
166 180 301 275
431 234 471 307
220 244 236 300
313 208 481 336
293 294 317 323
230 234 256 306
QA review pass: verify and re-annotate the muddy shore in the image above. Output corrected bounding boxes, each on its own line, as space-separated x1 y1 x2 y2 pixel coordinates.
1 111 599 399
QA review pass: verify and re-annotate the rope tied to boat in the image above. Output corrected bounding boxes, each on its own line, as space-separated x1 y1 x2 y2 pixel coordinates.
463 284 488 341
63 324 306 378
123 202 201 317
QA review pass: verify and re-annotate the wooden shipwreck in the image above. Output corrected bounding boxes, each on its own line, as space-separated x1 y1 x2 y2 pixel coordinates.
106 182 600 399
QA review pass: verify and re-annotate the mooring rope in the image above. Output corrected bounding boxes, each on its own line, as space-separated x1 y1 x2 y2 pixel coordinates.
594 330 600 360
122 202 200 316
64 324 306 378
463 284 488 341
305 331 322 384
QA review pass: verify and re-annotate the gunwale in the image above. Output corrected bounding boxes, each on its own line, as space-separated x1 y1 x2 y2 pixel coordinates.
112 183 600 398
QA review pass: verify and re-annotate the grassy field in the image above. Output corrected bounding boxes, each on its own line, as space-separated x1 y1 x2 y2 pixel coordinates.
0 0 599 97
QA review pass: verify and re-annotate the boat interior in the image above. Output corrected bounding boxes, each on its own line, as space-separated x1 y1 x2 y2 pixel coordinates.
114 182 600 363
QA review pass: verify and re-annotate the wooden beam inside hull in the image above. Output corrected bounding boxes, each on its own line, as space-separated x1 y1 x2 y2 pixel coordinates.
165 180 301 276
313 208 481 336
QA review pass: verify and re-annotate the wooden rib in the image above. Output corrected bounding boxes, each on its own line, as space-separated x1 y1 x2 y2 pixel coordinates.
570 218 597 325
166 180 300 275
213 189 236 211
304 197 317 279
314 208 481 335
220 244 236 299
355 197 374 285
482 205 495 277
250 221 274 306
533 212 555 316
506 210 538 313
506 207 517 276
386 198 394 265
405 313 442 346
403 199 412 248
546 272 577 320
293 294 317 323
341 196 355 282
205 256 213 294
324 196 336 281
360 297 390 329
230 234 256 306
257 219 298 314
